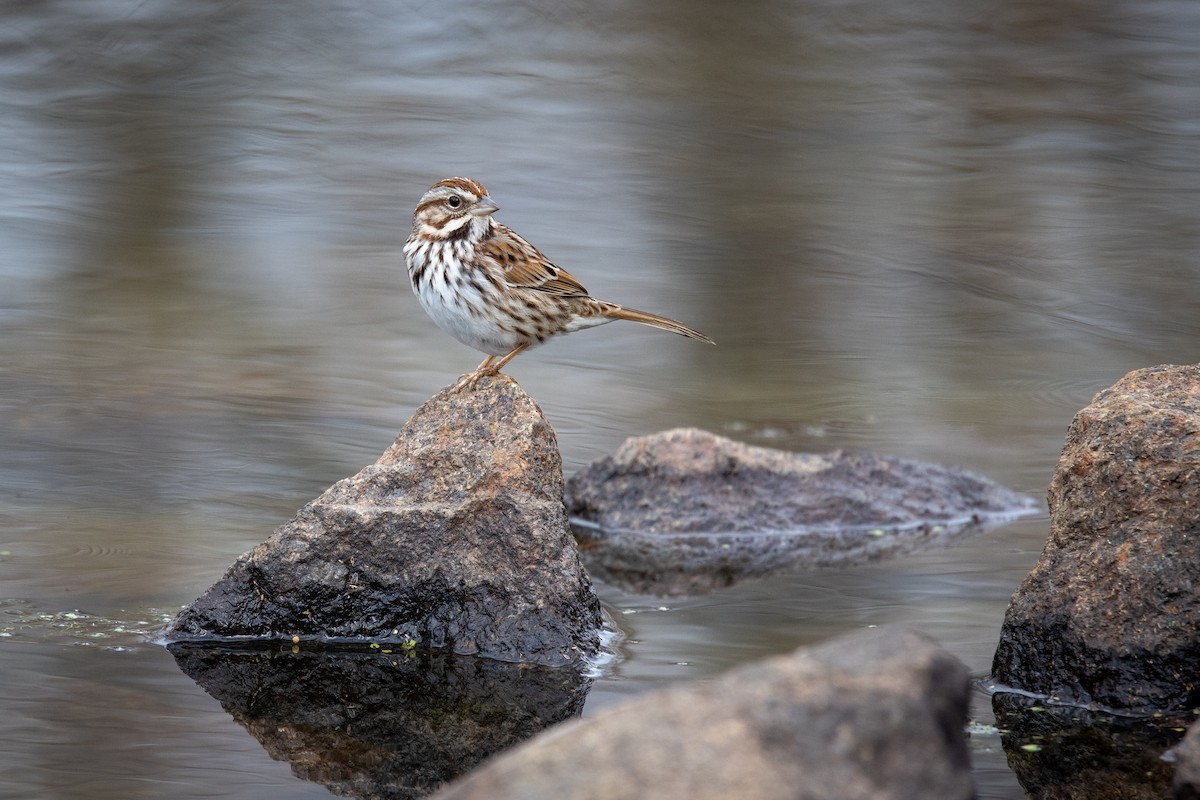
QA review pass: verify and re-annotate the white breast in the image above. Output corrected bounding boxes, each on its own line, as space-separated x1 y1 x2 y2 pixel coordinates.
404 239 526 356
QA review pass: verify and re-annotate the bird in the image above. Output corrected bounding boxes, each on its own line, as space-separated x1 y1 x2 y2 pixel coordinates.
403 176 714 391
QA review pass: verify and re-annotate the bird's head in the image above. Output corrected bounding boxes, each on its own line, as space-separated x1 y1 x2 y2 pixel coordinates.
410 176 499 241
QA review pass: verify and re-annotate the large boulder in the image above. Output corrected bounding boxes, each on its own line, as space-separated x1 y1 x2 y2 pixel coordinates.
165 375 604 667
567 427 1035 594
992 364 1200 714
434 627 974 800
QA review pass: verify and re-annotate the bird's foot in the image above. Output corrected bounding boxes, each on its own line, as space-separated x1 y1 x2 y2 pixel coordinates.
449 349 525 393
451 366 500 393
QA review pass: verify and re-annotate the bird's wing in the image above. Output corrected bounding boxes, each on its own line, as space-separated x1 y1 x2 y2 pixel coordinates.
481 223 591 297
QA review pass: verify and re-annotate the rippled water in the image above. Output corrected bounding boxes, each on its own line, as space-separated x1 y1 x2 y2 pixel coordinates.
4 1 1200 797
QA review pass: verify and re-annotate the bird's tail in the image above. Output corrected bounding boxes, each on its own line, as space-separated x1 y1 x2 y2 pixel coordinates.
605 305 715 345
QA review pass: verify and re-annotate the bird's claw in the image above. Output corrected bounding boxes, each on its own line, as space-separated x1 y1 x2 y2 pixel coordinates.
451 368 497 393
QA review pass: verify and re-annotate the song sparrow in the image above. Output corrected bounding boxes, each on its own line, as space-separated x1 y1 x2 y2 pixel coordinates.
404 176 714 390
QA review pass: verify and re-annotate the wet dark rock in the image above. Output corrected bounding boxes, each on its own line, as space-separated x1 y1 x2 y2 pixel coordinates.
1173 722 1200 799
434 626 974 800
992 364 1200 714
169 642 590 800
165 375 604 667
566 427 1035 595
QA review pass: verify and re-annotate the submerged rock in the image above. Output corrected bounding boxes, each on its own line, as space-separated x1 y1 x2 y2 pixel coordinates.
992 364 1200 714
435 626 974 800
566 428 1035 595
165 375 604 667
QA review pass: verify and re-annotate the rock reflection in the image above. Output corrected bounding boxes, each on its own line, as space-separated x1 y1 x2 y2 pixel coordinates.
169 643 591 800
991 692 1181 799
573 516 1025 597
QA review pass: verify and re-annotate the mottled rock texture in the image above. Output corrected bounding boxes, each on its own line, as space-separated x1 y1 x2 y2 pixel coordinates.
435 627 974 800
166 375 603 667
993 364 1200 714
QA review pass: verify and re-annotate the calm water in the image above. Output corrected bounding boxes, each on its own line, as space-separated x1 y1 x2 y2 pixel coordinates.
4 1 1200 797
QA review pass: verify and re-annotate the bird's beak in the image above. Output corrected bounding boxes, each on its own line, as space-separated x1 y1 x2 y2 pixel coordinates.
472 195 499 216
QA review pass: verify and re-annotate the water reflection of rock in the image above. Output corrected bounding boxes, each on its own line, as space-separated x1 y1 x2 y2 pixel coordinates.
169 643 590 800
568 428 1038 595
991 692 1179 800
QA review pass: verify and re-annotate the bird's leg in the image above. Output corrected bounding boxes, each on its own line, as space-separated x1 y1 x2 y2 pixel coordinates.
487 343 529 373
451 345 528 392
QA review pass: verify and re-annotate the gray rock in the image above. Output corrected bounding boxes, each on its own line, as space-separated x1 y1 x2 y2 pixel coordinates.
1174 722 1200 799
567 427 1036 594
992 364 1200 713
165 375 604 667
434 627 974 800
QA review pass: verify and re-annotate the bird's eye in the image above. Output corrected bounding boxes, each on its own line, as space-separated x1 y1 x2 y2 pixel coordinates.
447 195 462 208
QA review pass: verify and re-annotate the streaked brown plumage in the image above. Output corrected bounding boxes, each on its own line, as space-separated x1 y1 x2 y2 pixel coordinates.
403 177 713 389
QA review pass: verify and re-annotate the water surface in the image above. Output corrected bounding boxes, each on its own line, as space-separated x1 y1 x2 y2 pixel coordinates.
4 1 1200 797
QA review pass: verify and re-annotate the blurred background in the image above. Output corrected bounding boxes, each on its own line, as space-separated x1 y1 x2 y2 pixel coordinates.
3 0 1199 797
